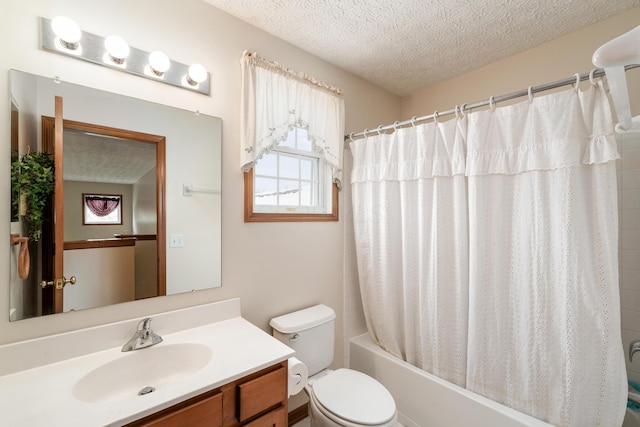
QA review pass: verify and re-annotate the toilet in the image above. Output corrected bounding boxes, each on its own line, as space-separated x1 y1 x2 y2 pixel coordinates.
270 304 397 427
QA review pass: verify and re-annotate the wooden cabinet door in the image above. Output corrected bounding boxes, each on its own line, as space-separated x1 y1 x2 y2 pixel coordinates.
133 392 222 427
242 406 287 427
237 367 286 422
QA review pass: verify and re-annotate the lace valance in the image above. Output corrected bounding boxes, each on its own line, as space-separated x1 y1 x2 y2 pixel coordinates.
240 51 345 188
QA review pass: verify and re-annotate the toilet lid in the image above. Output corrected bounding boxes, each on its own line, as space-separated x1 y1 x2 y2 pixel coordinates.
312 369 396 425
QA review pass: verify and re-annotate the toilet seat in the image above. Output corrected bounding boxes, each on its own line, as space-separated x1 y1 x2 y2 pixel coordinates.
310 368 396 426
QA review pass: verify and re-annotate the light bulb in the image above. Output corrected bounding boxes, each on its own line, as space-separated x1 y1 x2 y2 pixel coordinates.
104 35 129 64
51 16 81 50
149 51 170 76
186 63 207 86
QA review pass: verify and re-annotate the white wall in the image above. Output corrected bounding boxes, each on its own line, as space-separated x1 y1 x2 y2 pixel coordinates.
0 0 402 386
620 132 640 384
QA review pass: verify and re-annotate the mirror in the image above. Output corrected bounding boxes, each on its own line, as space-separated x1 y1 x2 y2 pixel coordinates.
9 70 222 322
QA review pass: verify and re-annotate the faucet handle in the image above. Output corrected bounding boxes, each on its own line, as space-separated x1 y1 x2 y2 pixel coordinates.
630 340 640 362
137 318 153 331
122 317 162 352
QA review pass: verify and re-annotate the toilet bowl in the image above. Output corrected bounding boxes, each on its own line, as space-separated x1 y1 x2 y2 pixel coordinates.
270 304 398 427
306 369 397 427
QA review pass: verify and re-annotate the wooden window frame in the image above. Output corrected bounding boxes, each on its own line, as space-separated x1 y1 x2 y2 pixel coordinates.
244 168 338 222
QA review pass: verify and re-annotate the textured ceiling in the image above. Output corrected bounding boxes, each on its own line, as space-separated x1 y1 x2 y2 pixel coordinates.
205 0 640 95
63 130 156 185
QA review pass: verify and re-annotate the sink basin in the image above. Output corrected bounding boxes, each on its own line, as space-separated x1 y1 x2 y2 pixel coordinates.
73 343 212 403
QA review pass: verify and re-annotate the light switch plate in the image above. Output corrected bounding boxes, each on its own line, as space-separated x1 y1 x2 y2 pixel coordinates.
169 234 184 248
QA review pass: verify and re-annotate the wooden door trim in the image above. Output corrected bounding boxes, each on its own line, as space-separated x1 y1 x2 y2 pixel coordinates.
53 97 64 313
155 132 166 296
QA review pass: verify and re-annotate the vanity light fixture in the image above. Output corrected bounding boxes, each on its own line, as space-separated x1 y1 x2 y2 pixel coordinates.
50 16 82 51
104 35 130 65
148 51 171 76
40 16 210 95
186 63 208 87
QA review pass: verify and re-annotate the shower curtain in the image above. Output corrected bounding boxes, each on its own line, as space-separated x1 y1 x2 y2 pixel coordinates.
351 118 469 387
350 83 627 426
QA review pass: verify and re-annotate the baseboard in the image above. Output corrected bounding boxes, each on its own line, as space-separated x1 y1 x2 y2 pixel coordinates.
288 403 308 426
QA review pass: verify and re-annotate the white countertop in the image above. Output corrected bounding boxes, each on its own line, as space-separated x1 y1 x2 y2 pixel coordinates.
0 315 294 426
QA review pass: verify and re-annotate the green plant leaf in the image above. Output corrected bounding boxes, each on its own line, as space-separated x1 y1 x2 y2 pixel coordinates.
13 152 55 241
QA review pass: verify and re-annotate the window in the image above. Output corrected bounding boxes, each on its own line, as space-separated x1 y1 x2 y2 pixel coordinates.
245 127 338 221
240 51 344 223
83 193 122 225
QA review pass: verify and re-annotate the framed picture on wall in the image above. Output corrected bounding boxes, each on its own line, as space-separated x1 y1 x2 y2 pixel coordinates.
82 193 122 225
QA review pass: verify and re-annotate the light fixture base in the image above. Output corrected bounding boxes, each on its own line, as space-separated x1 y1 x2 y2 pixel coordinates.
41 17 210 95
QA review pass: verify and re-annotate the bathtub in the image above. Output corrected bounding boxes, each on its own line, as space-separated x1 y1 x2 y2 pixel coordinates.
624 407 640 427
349 332 552 427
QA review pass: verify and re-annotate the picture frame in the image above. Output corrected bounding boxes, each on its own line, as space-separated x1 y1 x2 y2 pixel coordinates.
82 193 122 225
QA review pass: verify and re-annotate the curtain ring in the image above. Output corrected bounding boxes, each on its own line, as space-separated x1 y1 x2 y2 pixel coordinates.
393 121 400 131
411 116 418 127
349 132 355 142
459 103 467 117
363 128 369 137
489 96 496 111
454 105 461 120
376 125 384 135
528 86 534 103
589 68 597 86
574 73 581 91
433 111 439 123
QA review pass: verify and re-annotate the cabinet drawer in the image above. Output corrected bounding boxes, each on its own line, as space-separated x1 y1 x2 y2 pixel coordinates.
136 392 222 427
238 367 286 422
242 406 287 427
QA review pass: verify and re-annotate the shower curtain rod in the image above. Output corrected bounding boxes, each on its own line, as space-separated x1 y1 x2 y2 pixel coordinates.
345 64 640 142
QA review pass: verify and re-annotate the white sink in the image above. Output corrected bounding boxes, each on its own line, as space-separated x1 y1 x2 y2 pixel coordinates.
72 343 212 403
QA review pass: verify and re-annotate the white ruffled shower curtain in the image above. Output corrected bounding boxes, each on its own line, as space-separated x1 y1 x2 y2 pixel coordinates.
350 83 627 426
351 117 469 387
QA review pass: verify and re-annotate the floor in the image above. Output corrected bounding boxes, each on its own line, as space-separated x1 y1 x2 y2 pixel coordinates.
291 418 310 427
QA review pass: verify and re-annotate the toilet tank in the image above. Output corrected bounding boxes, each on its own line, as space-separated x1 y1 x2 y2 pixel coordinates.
270 304 336 376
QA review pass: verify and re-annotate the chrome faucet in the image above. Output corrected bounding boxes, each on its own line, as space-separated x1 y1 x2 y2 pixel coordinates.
630 340 640 363
122 318 163 352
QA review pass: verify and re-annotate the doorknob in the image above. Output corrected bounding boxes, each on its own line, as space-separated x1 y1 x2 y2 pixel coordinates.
40 276 76 289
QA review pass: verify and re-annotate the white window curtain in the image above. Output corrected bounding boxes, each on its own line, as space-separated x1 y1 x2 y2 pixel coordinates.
240 51 345 188
350 117 469 387
350 82 627 426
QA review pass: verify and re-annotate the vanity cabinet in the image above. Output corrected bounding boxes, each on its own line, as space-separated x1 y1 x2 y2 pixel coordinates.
126 361 288 427
135 392 223 427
